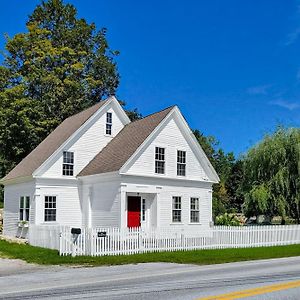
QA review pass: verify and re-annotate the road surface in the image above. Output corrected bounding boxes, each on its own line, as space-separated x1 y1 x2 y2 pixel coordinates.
0 256 300 299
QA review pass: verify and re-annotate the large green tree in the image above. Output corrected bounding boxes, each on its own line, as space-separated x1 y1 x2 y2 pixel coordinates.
242 127 300 223
0 0 119 177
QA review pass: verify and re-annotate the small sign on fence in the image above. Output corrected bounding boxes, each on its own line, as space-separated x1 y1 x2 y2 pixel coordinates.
97 231 107 238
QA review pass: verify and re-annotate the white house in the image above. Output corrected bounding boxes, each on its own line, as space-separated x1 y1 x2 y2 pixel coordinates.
1 96 219 238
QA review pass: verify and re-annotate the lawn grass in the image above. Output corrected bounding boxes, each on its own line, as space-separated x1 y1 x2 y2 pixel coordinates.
0 239 300 266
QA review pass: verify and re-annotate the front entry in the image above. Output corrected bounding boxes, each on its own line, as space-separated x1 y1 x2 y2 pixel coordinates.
127 196 141 228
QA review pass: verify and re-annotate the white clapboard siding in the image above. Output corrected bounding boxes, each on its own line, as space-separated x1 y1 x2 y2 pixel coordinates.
41 105 125 178
35 185 82 227
28 225 300 256
90 180 121 228
126 117 207 180
3 181 35 238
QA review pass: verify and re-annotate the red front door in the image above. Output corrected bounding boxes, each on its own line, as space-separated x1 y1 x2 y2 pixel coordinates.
127 196 141 228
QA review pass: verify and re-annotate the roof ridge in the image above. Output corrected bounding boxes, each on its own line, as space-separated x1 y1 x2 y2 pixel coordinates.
131 105 176 124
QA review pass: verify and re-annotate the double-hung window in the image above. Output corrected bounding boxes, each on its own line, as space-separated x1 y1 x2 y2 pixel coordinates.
155 147 165 174
177 150 186 176
172 196 181 223
190 197 200 223
63 151 74 176
106 112 112 135
44 196 56 222
19 196 30 222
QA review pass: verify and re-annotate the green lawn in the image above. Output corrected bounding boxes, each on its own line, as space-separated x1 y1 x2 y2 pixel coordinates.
0 239 300 266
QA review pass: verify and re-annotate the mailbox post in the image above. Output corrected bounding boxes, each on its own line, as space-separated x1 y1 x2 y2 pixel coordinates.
71 228 81 257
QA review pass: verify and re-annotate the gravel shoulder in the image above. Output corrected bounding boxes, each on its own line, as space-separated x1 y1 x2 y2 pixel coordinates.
0 257 57 277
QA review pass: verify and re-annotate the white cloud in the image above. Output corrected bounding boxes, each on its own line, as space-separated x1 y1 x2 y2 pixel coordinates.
285 27 300 46
270 99 300 111
247 84 272 95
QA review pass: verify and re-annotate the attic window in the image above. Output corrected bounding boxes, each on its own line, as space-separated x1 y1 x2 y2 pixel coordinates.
177 150 186 176
155 147 165 174
106 112 112 135
62 151 74 176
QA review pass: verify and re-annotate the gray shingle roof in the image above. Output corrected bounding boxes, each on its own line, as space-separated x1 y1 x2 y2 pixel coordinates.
2 101 107 182
78 106 174 177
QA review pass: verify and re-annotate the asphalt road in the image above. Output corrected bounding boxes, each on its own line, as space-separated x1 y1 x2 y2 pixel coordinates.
1 256 300 299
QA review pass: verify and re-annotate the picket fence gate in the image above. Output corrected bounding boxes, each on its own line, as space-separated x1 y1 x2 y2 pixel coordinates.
28 225 300 257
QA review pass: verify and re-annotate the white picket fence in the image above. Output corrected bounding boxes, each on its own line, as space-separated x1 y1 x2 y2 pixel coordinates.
28 225 300 256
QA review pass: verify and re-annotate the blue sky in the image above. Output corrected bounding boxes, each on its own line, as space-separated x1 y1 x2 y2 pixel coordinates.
0 0 300 156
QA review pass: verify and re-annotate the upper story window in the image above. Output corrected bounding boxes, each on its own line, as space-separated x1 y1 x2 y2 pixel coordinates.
177 150 186 176
172 196 182 223
106 112 112 135
19 196 30 222
190 197 200 223
62 151 74 176
155 147 165 174
44 196 56 222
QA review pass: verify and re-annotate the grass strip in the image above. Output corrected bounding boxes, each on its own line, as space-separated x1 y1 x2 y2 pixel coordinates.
0 239 300 266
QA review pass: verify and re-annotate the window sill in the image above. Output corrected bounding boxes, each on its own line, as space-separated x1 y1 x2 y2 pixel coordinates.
104 134 114 138
170 222 183 225
40 222 59 225
188 222 202 225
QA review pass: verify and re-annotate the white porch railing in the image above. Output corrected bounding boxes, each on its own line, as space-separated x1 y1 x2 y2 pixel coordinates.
28 225 300 256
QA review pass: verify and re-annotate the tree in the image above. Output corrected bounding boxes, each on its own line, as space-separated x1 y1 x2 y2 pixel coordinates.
193 129 243 217
0 0 119 178
242 127 300 223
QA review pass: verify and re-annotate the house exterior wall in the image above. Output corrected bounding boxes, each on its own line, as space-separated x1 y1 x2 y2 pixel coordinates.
35 179 82 227
120 175 213 231
125 117 208 181
3 180 35 237
41 104 125 178
81 176 121 228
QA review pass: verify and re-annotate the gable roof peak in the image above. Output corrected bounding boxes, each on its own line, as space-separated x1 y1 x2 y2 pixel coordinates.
78 105 174 177
1 97 113 183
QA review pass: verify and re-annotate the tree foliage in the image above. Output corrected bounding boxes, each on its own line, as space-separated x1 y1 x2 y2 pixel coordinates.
0 0 119 177
242 127 300 223
194 129 244 218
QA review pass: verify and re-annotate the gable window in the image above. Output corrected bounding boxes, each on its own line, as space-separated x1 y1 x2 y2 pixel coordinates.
19 196 30 222
172 196 181 223
106 112 112 135
44 196 56 222
177 150 186 176
190 198 200 223
63 151 74 176
155 147 165 174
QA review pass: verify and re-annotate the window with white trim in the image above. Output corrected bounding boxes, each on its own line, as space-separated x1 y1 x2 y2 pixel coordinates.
19 196 30 221
190 197 200 223
155 147 165 174
44 196 56 222
177 150 186 176
62 151 74 176
106 112 112 135
141 198 146 221
172 196 181 223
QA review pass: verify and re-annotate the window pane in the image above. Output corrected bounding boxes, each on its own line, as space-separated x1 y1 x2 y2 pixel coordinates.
106 112 112 124
106 124 112 135
25 196 30 209
19 209 23 221
20 196 24 209
25 209 30 221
